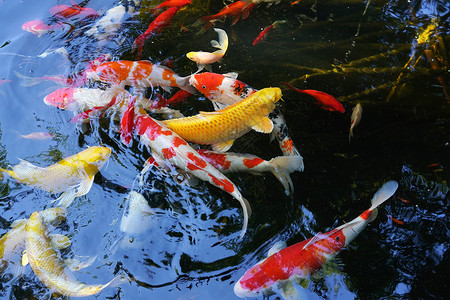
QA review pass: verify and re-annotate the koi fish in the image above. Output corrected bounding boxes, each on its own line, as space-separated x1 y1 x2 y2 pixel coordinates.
234 180 399 298
252 20 287 45
85 60 196 94
291 0 303 5
198 1 256 31
150 90 192 109
186 28 228 71
84 5 126 43
49 2 99 21
190 72 301 156
349 103 362 142
281 82 345 113
250 0 281 6
25 208 125 297
163 87 282 152
119 191 154 248
0 208 68 276
133 7 180 60
18 132 54 140
21 20 65 37
0 146 111 207
196 149 304 196
135 111 251 238
153 0 191 12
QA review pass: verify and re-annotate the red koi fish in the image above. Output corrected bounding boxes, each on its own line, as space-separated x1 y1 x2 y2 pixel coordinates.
86 60 196 94
199 1 256 31
133 7 180 59
153 0 191 11
252 20 287 46
135 111 251 238
21 20 65 37
281 82 345 113
150 90 192 109
234 181 398 298
196 149 304 196
49 1 99 21
190 72 301 156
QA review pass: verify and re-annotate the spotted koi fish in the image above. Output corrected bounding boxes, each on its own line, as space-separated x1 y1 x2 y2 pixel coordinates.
190 72 301 156
135 110 251 238
163 87 282 152
196 149 304 196
234 181 398 298
25 208 125 297
0 146 111 207
85 60 196 94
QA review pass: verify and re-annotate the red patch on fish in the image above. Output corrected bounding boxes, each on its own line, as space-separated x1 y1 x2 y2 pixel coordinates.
172 136 187 147
187 152 207 168
186 162 201 171
359 209 372 220
243 158 264 169
208 175 235 193
196 149 231 170
136 116 163 140
162 147 177 159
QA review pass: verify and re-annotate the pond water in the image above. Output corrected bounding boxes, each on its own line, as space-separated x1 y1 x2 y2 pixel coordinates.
0 0 449 299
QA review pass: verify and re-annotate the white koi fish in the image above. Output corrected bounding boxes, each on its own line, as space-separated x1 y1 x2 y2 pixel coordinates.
234 181 398 299
0 146 111 207
186 28 228 71
135 110 251 238
84 5 126 43
196 149 304 196
349 103 363 142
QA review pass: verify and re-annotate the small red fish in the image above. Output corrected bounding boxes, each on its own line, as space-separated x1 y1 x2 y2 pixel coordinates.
21 20 65 37
149 90 192 109
199 1 256 31
389 216 405 225
252 20 286 45
49 1 99 21
153 0 191 11
133 7 180 59
120 96 137 145
397 196 410 204
281 82 345 113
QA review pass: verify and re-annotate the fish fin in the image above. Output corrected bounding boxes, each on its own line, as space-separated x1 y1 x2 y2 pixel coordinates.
105 274 131 288
11 159 41 177
199 110 221 115
267 241 287 256
204 64 213 72
238 196 251 239
212 28 228 55
276 280 301 300
10 219 28 228
161 86 172 93
212 140 234 152
302 232 325 250
369 181 398 211
56 188 78 207
269 155 304 196
13 70 42 87
368 208 378 222
251 117 273 133
222 72 238 79
65 255 97 272
210 39 220 49
76 176 95 197
212 101 228 111
177 76 197 94
50 233 71 249
21 250 29 266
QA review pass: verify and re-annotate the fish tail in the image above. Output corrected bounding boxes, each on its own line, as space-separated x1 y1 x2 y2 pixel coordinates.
349 129 353 143
238 196 251 239
368 181 398 215
268 156 304 196
211 28 228 56
177 75 197 94
13 71 42 87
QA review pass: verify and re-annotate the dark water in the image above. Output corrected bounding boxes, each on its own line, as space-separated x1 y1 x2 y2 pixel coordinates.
0 0 449 299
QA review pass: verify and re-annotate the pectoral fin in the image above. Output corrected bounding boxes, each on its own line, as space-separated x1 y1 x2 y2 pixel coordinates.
21 250 28 266
267 241 287 256
65 255 97 272
251 117 274 133
50 233 71 249
75 176 95 197
212 140 234 152
56 188 78 207
10 219 28 228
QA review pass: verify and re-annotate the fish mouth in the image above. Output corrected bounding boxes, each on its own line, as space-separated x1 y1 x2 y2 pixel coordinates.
233 281 258 298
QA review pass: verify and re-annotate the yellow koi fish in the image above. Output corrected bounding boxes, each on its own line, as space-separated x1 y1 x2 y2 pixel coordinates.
0 146 111 207
25 208 125 297
0 207 68 276
163 87 282 152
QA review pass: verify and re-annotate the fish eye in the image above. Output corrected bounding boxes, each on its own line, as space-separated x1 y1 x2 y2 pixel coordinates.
336 236 339 241
202 85 206 89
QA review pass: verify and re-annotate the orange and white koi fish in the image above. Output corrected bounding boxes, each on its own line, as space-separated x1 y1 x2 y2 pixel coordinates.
234 181 398 298
86 60 196 94
21 20 66 37
49 1 99 21
252 20 287 45
186 28 228 71
25 208 125 297
282 82 345 113
163 87 282 152
198 1 256 31
190 72 301 156
349 103 362 142
0 146 111 207
0 207 68 276
133 7 180 59
196 149 304 196
135 111 251 238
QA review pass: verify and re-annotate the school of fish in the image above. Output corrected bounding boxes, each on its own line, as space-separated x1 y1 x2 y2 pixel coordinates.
0 1 396 299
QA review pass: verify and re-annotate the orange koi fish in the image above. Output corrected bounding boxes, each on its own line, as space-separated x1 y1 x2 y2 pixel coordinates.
163 87 282 152
196 149 304 196
282 82 345 113
133 7 180 59
235 181 398 298
86 60 196 94
135 111 251 238
252 20 286 45
153 0 191 11
49 1 99 21
199 1 256 31
21 20 66 37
